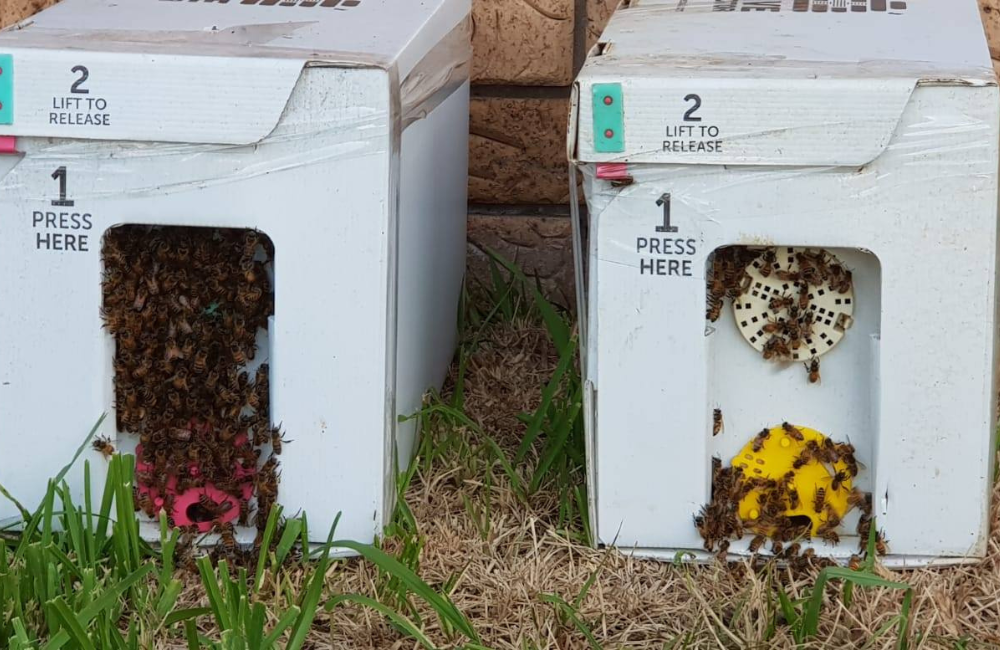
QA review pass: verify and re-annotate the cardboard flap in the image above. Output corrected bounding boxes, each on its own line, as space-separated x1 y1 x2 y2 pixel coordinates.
0 48 306 145
575 76 917 166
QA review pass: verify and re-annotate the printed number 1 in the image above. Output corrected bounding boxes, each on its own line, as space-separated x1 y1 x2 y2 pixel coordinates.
656 193 677 233
52 166 75 207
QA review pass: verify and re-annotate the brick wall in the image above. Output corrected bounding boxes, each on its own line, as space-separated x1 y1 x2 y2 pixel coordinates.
467 0 616 309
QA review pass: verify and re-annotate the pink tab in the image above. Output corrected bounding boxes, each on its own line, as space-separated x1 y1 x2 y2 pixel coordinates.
0 136 16 154
596 162 629 180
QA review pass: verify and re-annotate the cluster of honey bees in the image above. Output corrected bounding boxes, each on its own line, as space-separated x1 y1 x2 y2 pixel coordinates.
707 247 854 383
100 226 282 543
706 247 758 323
696 423 886 566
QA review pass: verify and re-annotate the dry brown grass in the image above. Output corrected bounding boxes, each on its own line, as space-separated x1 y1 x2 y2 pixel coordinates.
178 316 1000 649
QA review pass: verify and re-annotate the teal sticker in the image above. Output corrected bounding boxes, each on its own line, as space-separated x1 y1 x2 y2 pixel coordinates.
592 83 623 153
0 54 11 125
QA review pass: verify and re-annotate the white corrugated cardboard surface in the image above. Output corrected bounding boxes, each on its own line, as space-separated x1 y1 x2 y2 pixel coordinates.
600 0 991 74
573 0 996 166
0 0 469 144
572 0 1000 564
0 0 471 547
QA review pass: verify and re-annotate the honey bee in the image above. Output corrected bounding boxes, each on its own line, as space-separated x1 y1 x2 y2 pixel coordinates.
230 342 247 366
793 445 815 470
787 487 800 510
775 269 801 283
797 285 810 311
771 540 783 555
820 529 840 545
748 534 766 553
132 287 149 312
706 294 724 322
198 493 221 515
715 539 730 562
239 499 253 526
768 293 794 311
712 409 723 436
813 488 827 513
847 489 871 515
136 493 157 518
164 339 184 362
92 435 115 459
172 367 190 392
205 370 220 390
762 318 783 335
100 307 127 335
118 329 138 351
218 522 237 554
783 542 801 558
848 554 862 570
830 470 849 491
752 428 771 452
785 323 803 350
781 422 804 441
243 230 260 255
805 358 820 384
238 285 263 306
819 438 839 464
758 249 777 277
240 259 258 284
834 269 853 294
131 358 153 381
874 530 888 556
762 336 791 361
270 427 286 455
822 504 842 529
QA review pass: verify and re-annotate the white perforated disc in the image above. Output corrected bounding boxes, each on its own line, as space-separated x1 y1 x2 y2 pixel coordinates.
733 247 854 361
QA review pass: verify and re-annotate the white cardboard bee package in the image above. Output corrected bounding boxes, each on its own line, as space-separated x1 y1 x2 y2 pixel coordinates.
0 0 471 545
570 0 1000 565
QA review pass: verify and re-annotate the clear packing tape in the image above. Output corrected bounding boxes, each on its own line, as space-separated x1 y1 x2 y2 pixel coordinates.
0 17 472 200
568 80 1000 362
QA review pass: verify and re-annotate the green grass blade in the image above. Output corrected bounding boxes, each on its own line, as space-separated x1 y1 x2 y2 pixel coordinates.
48 597 97 650
540 593 601 650
286 518 339 649
819 567 910 590
155 579 184 620
260 605 302 648
485 247 570 350
515 338 576 463
184 620 201 650
487 256 514 321
897 590 913 650
0 480 32 530
332 540 480 643
246 601 266 650
165 608 212 627
254 505 283 592
40 565 154 650
529 384 583 494
483 437 525 500
326 594 437 650
44 543 84 582
274 519 303 567
52 414 107 491
803 566 910 638
197 556 231 631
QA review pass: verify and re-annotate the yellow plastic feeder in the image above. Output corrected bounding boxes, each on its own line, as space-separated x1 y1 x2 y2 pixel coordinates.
731 425 851 536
